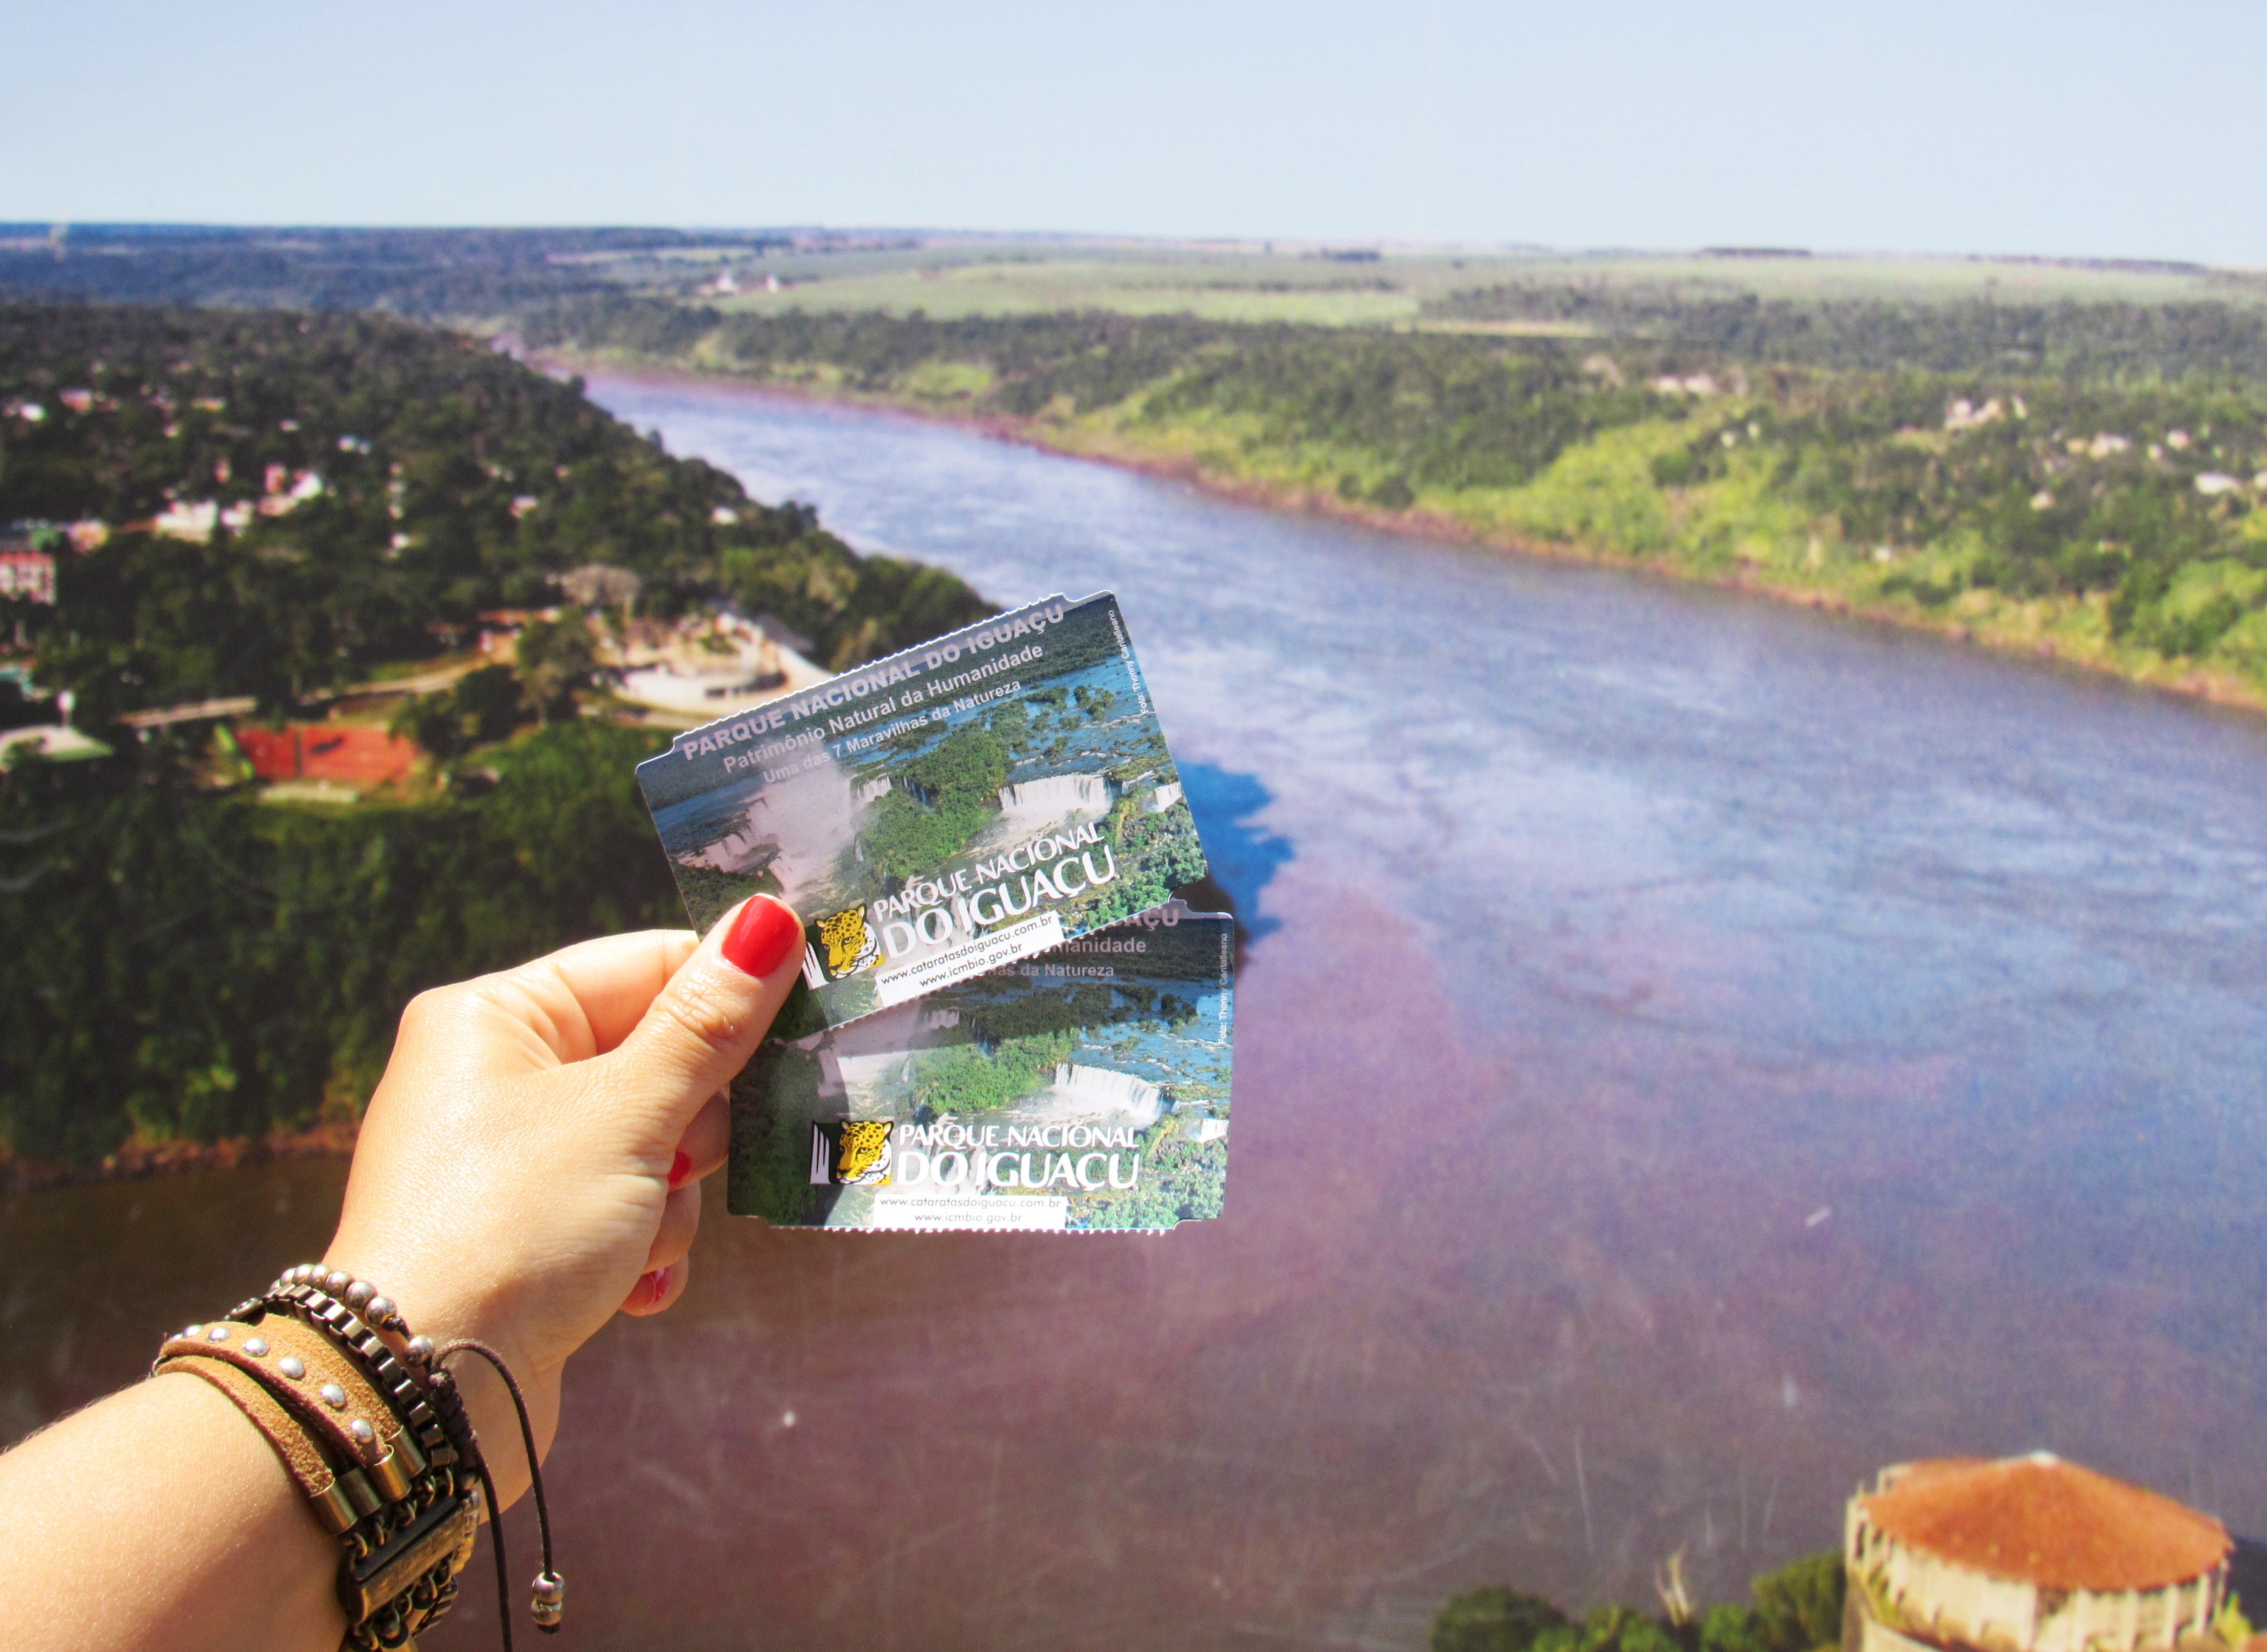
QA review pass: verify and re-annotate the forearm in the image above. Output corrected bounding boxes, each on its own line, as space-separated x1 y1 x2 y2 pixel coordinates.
0 1372 341 1652
0 906 800 1651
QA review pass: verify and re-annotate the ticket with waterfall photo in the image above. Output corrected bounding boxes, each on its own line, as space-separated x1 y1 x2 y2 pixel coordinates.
727 903 1234 1232
636 592 1208 1036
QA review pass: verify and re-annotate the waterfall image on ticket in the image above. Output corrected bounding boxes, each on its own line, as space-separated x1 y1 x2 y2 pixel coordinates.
637 593 1208 1035
729 905 1235 1232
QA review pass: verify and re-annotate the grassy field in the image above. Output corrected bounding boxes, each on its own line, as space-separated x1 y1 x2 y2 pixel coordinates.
577 238 2261 328
707 257 1423 324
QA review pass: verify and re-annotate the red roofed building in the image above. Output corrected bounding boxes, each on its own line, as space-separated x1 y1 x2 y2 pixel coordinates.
1846 1454 2232 1652
234 724 418 786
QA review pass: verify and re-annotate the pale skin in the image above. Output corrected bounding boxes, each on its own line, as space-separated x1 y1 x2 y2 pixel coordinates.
0 897 803 1652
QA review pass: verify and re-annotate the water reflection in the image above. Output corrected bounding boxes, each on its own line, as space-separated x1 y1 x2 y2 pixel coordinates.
1178 763 1294 944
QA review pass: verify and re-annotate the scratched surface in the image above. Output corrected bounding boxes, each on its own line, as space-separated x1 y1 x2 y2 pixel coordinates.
8 381 2267 1648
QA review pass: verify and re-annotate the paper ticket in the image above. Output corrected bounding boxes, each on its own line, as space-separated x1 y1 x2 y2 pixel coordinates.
728 904 1235 1232
637 592 1208 1036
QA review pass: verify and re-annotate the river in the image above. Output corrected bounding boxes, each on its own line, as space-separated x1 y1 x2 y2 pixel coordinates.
9 377 2267 1650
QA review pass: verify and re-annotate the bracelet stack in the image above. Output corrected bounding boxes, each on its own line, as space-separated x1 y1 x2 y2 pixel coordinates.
154 1265 563 1651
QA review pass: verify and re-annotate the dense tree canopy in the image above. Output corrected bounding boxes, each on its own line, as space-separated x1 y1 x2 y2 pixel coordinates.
0 722 681 1164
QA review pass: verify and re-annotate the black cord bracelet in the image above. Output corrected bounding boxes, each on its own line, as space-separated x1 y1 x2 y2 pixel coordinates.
258 1265 567 1649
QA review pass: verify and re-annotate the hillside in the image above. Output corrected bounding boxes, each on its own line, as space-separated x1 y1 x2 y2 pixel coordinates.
522 297 2267 710
0 304 993 1170
0 303 990 725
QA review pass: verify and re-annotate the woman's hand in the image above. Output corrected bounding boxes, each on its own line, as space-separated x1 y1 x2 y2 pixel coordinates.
322 895 804 1506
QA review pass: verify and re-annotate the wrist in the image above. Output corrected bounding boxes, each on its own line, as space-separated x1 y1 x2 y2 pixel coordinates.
313 1250 551 1508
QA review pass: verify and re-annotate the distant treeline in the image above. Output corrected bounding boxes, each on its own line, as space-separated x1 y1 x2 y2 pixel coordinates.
0 227 786 319
0 304 990 724
520 298 1656 492
1424 281 2267 384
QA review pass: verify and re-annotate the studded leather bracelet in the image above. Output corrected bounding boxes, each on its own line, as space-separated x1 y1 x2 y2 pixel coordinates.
155 1264 564 1650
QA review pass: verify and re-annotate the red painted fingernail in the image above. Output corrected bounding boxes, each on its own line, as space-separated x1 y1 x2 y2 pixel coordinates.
669 1151 692 1188
642 1265 670 1307
721 896 800 978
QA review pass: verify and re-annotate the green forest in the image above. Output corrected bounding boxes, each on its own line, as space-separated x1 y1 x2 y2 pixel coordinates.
1432 1551 1843 1652
1423 280 2267 380
525 294 2267 708
0 305 994 1171
0 721 678 1164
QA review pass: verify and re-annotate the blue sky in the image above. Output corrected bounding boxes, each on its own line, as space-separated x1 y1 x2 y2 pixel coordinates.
7 0 2264 264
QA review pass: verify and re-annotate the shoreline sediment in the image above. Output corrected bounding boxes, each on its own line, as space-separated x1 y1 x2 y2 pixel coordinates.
0 1120 358 1196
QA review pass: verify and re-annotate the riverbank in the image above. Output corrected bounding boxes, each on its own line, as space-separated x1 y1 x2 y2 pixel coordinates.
543 348 2267 719
0 1119 358 1196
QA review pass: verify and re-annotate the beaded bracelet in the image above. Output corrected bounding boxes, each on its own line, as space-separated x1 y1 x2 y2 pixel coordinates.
157 1264 565 1649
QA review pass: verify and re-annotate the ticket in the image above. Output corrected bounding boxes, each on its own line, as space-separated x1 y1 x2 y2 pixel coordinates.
637 593 1208 1036
727 903 1235 1232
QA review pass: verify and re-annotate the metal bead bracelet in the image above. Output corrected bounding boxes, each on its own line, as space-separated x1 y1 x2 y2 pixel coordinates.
262 1266 566 1645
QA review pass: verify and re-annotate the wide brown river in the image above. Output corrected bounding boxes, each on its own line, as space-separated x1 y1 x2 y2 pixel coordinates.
9 379 2267 1650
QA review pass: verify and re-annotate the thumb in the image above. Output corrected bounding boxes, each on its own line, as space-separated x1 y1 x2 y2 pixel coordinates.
605 895 805 1137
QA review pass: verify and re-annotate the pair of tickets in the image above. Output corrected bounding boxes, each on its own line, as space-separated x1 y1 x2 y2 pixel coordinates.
637 592 1234 1233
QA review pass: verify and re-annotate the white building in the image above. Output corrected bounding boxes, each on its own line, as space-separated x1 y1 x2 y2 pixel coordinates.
1845 1454 2231 1652
0 547 56 604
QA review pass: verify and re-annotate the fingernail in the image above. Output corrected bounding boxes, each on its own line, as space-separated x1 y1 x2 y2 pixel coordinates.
669 1151 692 1189
642 1265 670 1307
721 896 800 978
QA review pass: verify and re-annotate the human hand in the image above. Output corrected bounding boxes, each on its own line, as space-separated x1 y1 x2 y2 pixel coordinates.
321 895 803 1508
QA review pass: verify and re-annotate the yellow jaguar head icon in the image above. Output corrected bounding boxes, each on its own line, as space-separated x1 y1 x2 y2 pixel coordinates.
832 1119 893 1186
817 907 879 978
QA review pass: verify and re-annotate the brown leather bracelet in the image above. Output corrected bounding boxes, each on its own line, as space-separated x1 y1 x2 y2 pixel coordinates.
153 1357 363 1536
158 1319 410 1488
159 1299 482 1649
170 1264 563 1650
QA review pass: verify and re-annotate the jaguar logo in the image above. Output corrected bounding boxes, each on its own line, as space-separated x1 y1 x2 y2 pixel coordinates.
816 907 880 978
825 1119 893 1187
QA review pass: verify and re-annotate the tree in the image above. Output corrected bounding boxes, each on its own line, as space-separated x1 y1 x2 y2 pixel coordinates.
1432 1590 1572 1652
387 664 523 759
452 665 523 746
1750 1552 1844 1652
389 690 465 759
1428 1553 1846 1652
513 609 597 723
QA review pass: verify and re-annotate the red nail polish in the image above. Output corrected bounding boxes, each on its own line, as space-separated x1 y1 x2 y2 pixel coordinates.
721 896 799 978
669 1151 692 1188
644 1266 670 1306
